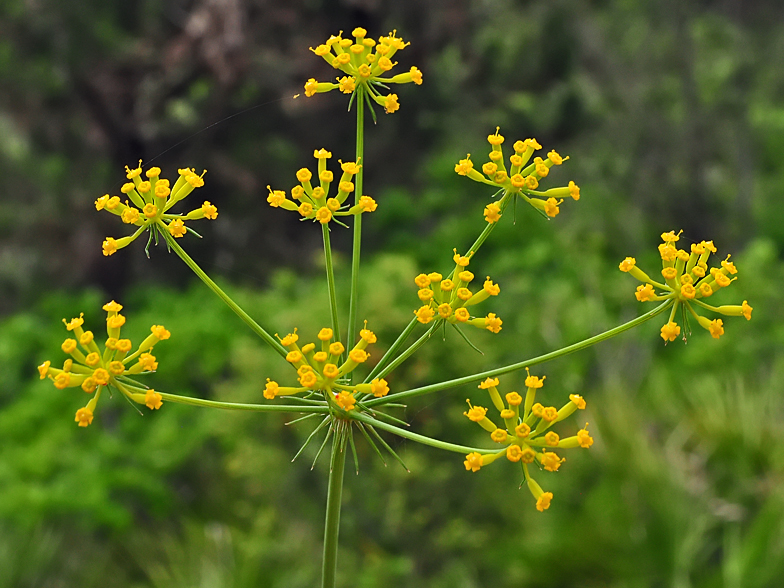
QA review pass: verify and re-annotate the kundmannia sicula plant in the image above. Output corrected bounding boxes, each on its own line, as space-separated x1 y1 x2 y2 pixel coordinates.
37 27 753 588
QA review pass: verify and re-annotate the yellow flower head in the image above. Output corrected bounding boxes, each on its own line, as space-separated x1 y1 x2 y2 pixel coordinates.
263 324 383 405
456 128 578 221
267 150 372 225
42 301 171 426
99 164 211 256
411 250 502 336
306 29 421 115
621 232 750 343
460 375 596 511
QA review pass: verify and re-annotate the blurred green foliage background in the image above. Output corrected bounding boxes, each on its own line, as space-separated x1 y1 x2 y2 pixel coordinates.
2 0 784 586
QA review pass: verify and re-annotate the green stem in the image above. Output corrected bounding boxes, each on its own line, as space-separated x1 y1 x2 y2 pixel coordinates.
373 321 439 381
158 391 330 413
363 317 418 383
322 224 341 342
463 190 513 258
163 231 287 359
347 86 365 357
367 300 673 407
363 193 513 382
322 420 347 588
351 412 495 454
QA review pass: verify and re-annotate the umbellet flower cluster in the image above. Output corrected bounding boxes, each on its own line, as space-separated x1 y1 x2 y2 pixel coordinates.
266 149 376 225
412 249 503 334
38 301 169 426
263 324 389 411
462 370 592 511
98 162 216 257
304 27 422 114
620 230 752 342
455 128 581 222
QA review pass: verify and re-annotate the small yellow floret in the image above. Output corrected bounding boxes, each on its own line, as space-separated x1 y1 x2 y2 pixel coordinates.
619 257 636 272
349 348 368 363
384 94 399 114
415 305 435 324
202 201 218 219
635 284 655 302
524 368 545 388
536 492 553 512
478 377 499 390
263 379 279 400
145 390 163 410
168 219 186 238
484 313 502 333
75 407 94 427
338 76 355 93
568 181 580 200
541 451 564 472
487 127 504 146
464 400 487 422
484 202 502 223
569 394 586 409
507 445 523 462
506 391 522 406
577 424 594 448
543 197 561 217
455 155 474 176
358 195 377 212
662 267 678 280
335 390 356 411
54 372 71 389
708 318 724 339
464 452 483 472
660 321 681 342
370 378 389 397
742 300 753 320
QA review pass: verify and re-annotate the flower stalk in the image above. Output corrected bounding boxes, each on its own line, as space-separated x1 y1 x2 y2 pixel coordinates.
367 300 673 407
163 232 288 359
322 422 348 588
347 85 365 364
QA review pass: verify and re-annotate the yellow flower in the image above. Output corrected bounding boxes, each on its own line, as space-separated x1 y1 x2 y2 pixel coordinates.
620 232 751 343
266 150 374 225
464 452 483 472
264 324 386 409
306 29 422 114
40 301 171 426
98 163 215 256
462 375 593 510
411 248 502 334
335 390 357 411
455 127 579 222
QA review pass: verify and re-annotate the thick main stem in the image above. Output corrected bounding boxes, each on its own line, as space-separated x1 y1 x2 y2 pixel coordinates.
163 231 288 359
322 224 341 343
321 422 347 588
346 87 365 357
